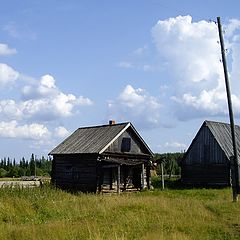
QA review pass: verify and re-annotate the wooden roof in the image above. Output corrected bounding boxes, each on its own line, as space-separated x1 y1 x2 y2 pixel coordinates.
186 120 240 160
49 122 153 156
205 120 240 160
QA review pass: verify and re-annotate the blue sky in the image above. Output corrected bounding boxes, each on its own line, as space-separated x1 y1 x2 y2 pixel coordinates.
0 0 240 160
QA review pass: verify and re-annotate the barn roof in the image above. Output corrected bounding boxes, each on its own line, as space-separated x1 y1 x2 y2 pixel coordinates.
184 120 240 161
205 120 240 160
49 122 153 156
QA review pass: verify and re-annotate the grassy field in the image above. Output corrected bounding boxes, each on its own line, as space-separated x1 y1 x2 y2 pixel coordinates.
0 180 240 240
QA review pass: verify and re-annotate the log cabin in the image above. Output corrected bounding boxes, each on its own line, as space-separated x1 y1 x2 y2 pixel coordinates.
181 120 240 185
49 121 153 193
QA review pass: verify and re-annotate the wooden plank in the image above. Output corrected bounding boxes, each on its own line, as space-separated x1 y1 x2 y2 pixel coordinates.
141 163 145 190
117 165 120 194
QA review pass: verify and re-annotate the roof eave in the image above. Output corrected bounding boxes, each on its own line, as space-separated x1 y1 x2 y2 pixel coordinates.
99 122 131 154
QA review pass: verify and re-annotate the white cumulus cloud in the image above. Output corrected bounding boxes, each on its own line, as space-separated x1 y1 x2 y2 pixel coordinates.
0 74 93 122
151 15 240 120
20 74 93 121
54 126 70 138
108 85 161 129
0 43 17 56
40 74 56 88
0 63 19 87
0 120 50 140
0 99 23 120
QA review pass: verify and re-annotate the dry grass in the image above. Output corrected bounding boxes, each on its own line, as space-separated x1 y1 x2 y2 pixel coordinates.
0 184 240 239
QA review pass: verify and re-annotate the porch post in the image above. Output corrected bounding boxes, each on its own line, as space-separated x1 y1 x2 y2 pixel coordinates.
117 165 121 194
146 164 150 190
141 163 145 190
161 162 165 190
97 165 103 194
123 166 127 191
110 168 113 190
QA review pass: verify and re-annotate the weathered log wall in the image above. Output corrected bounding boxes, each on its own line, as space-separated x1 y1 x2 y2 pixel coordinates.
52 154 97 192
182 125 230 185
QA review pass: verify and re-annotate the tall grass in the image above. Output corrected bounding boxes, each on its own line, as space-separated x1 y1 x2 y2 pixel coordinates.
0 184 239 239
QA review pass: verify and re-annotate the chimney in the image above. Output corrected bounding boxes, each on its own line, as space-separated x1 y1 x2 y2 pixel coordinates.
109 120 116 125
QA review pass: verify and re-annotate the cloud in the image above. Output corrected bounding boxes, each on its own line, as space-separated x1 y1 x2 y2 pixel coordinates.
0 121 50 140
21 74 58 100
40 74 56 88
0 43 17 56
151 15 240 120
157 141 187 152
0 74 93 122
20 74 93 121
0 50 92 154
118 61 134 69
152 15 221 83
133 45 148 56
21 75 93 121
224 19 240 38
164 141 187 149
0 100 23 120
0 63 19 87
54 126 69 138
108 85 161 129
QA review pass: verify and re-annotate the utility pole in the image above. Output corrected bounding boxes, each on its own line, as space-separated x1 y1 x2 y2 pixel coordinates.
35 155 37 178
217 17 239 202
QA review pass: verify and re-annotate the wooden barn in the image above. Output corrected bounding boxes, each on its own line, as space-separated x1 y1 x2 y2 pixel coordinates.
49 121 153 193
181 120 240 185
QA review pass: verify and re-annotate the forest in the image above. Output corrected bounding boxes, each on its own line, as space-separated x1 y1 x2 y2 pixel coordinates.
152 152 183 176
0 154 52 178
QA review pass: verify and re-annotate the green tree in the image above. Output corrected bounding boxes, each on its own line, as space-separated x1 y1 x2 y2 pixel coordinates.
153 152 183 177
8 166 19 177
0 168 7 177
29 153 35 176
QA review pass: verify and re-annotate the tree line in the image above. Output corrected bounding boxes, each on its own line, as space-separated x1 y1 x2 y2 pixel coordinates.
0 153 52 178
152 152 184 177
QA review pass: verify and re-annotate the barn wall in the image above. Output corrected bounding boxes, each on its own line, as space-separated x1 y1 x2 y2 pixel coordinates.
184 126 228 165
52 154 97 192
182 125 230 185
181 165 230 185
105 128 148 154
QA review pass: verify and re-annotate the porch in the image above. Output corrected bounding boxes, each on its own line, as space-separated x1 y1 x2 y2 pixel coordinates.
97 158 150 193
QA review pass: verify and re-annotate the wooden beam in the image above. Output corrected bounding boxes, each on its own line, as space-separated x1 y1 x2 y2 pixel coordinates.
141 163 145 190
161 162 165 190
117 165 121 194
110 168 113 190
146 165 150 190
123 166 127 191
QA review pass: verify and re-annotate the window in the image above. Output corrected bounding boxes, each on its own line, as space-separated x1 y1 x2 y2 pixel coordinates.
121 138 131 152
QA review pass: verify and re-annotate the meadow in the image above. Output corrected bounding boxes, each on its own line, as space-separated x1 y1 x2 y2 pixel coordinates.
0 179 240 240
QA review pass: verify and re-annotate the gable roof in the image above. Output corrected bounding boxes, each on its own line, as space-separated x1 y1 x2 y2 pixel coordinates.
185 120 240 160
205 120 240 160
49 122 153 156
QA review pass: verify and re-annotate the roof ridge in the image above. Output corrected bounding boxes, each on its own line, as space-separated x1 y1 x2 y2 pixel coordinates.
77 122 130 130
49 121 155 155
